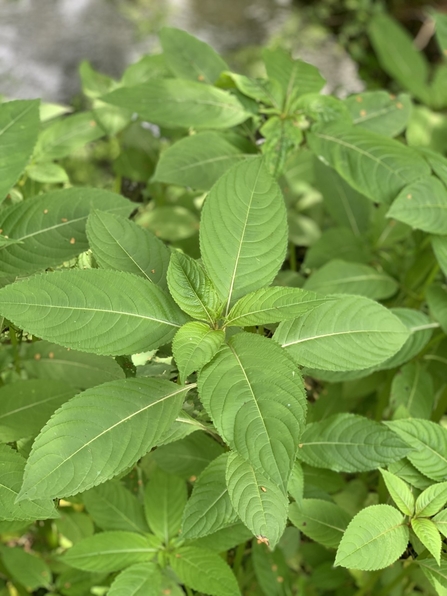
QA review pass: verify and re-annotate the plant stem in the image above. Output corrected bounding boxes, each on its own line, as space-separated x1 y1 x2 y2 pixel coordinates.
289 242 297 272
184 586 194 596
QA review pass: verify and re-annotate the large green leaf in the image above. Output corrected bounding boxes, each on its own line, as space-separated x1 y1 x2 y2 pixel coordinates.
289 499 351 549
379 469 415 516
108 563 163 596
62 531 160 572
225 452 288 549
198 333 306 491
160 27 228 84
0 380 76 443
274 294 409 371
0 270 187 356
307 123 430 204
86 210 170 288
411 518 442 565
173 322 224 384
1 548 51 591
345 91 412 137
144 468 187 542
0 188 133 275
335 505 409 570
296 414 411 472
390 362 434 419
17 378 192 501
0 100 40 204
200 158 288 314
102 80 249 129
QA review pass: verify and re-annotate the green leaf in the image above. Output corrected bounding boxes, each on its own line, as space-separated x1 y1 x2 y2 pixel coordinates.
274 294 410 371
297 414 410 472
345 91 412 137
144 467 187 542
86 210 170 288
415 482 447 518
303 259 398 300
82 480 149 534
386 419 447 482
260 116 303 177
418 556 447 592
102 80 249 129
167 251 222 324
307 123 430 204
411 518 442 564
0 270 187 356
1 547 51 591
62 531 160 572
0 187 133 275
21 340 125 390
0 379 76 443
304 227 372 269
335 505 409 570
251 539 290 596
153 131 249 190
390 362 434 419
182 453 238 540
200 158 287 314
121 54 170 87
226 74 282 109
289 499 351 548
0 443 58 521
0 100 40 204
379 468 415 516
17 378 192 501
169 546 241 596
226 452 288 549
190 522 252 553
27 162 69 184
137 206 198 242
108 563 163 596
199 333 306 491
389 459 433 491
55 510 94 545
225 286 329 327
173 322 224 384
427 284 447 334
433 508 447 538
160 27 228 84
288 461 304 505
432 235 447 276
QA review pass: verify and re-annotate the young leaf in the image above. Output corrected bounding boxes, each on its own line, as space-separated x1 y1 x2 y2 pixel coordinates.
274 294 409 371
173 322 224 384
344 91 412 138
169 546 241 596
335 505 409 570
0 270 187 356
0 99 40 204
225 286 330 327
289 499 351 548
1 547 51 591
182 453 238 540
86 210 171 288
226 452 288 550
227 73 282 109
433 508 447 538
260 116 303 177
200 157 288 315
0 187 133 275
198 333 307 491
379 468 415 516
144 468 187 543
107 562 163 596
411 518 442 565
415 482 447 518
167 251 222 324
17 378 192 501
390 362 434 420
297 414 411 472
62 531 161 572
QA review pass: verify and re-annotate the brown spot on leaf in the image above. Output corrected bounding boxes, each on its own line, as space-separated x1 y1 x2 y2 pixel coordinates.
260 486 267 492
70 237 76 244
61 218 68 223
48 352 54 359
198 74 205 81
34 353 41 361
43 209 49 214
355 96 363 103
360 109 367 117
277 576 284 583
189 475 197 483
396 102 403 109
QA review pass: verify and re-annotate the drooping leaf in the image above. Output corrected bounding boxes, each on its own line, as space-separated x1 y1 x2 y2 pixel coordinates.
390 362 434 419
200 158 288 315
86 210 170 288
418 556 447 591
173 322 224 384
433 508 447 538
379 468 415 516
144 467 187 542
274 294 409 371
0 270 187 356
1 547 51 591
411 518 442 565
17 378 192 501
107 563 163 596
0 188 133 275
344 91 412 137
289 499 351 548
199 333 306 491
297 414 411 472
415 482 447 518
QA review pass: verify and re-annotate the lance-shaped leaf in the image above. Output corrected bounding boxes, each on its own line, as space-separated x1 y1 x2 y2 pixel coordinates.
0 99 40 205
200 158 288 315
0 188 133 275
169 546 241 596
108 563 163 596
289 500 351 549
0 270 187 356
144 468 187 543
307 123 430 204
191 523 252 553
182 453 238 540
227 74 283 109
0 444 58 521
173 322 224 384
0 379 77 443
225 286 330 327
297 414 411 472
167 251 222 324
432 234 447 277
411 518 442 565
226 452 288 549
198 333 306 491
390 362 434 420
379 469 415 516
335 505 409 570
386 419 447 482
433 508 447 538
427 284 447 334
86 210 170 288
17 378 192 501
344 91 412 138
102 80 249 129
418 557 447 591
415 482 447 518
1 548 52 592
274 294 409 371
62 531 161 572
